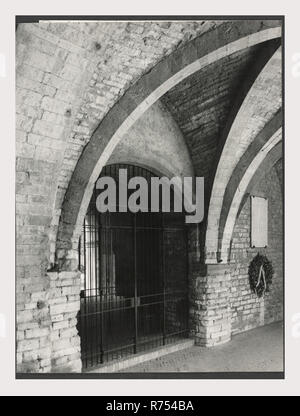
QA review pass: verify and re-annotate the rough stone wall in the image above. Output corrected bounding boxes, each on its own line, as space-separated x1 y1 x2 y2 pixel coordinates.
188 225 232 347
190 264 232 347
17 271 81 373
229 162 283 334
47 271 82 372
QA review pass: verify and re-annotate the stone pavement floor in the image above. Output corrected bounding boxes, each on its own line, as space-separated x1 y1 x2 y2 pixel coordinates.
119 321 283 373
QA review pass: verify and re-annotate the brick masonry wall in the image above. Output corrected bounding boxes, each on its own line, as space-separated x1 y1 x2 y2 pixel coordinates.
229 161 283 334
188 225 232 347
191 264 232 347
47 271 82 372
161 45 261 179
17 271 82 373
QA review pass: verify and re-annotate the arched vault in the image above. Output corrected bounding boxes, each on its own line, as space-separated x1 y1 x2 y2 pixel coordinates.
205 47 282 263
55 21 281 268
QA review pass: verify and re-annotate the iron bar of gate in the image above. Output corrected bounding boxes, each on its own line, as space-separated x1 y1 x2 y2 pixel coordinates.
95 211 99 364
89 208 93 367
98 221 104 364
161 213 166 345
133 207 138 353
185 227 190 336
78 234 81 271
94 206 98 366
97 224 184 231
78 290 187 317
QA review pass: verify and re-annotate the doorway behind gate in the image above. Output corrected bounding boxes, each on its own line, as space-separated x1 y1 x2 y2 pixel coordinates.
77 164 189 370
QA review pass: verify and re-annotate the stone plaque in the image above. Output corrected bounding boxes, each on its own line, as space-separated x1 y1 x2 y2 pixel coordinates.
251 196 268 248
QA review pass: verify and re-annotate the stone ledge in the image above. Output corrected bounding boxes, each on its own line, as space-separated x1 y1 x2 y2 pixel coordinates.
86 339 195 373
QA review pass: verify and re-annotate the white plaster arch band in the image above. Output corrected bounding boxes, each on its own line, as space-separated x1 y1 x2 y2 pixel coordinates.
205 46 281 263
67 27 282 255
220 129 282 263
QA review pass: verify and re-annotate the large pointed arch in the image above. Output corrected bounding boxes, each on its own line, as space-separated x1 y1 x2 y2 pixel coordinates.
215 110 282 262
205 47 282 263
55 20 281 268
220 130 282 262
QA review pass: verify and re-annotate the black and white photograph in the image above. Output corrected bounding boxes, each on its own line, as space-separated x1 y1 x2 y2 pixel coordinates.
14 16 285 378
0 0 300 399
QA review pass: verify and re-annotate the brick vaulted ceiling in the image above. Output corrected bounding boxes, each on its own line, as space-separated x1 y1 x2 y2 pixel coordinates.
161 39 280 184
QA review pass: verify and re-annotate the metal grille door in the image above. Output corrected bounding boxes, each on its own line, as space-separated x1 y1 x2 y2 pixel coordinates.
78 164 189 369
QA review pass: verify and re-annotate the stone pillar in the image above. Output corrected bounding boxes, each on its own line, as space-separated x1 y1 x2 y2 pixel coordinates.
195 264 232 346
47 271 82 372
17 270 82 373
17 272 52 373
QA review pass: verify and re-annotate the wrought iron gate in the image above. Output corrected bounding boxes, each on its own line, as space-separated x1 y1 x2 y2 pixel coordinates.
78 164 189 369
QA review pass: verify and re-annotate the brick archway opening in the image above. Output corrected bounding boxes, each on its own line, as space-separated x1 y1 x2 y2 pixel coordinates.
55 22 281 270
77 163 189 370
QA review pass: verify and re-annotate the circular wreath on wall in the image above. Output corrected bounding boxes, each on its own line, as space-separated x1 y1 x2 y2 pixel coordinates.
248 253 274 298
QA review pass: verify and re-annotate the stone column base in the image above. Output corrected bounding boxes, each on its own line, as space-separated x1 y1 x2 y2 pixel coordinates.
192 264 232 347
47 271 82 373
16 271 83 374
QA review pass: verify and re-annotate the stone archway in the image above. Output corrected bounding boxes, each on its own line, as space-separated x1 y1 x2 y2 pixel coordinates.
216 111 282 262
220 130 282 262
205 47 282 263
55 21 281 269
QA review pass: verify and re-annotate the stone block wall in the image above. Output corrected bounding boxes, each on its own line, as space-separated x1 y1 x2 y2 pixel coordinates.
229 162 283 334
192 264 232 347
17 271 82 373
190 161 282 345
189 226 232 347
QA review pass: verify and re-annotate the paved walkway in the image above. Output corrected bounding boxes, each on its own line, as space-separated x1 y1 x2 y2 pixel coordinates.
119 322 283 373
